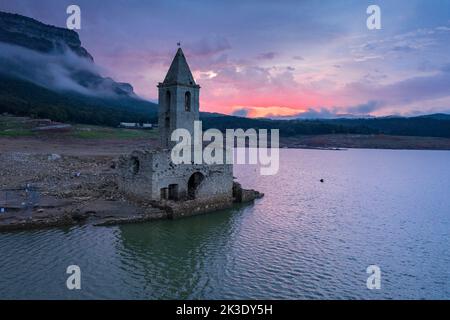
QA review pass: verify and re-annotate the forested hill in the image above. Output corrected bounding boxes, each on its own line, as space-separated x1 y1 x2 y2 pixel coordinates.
0 11 158 126
0 74 157 126
0 11 449 138
201 113 450 138
1 70 449 138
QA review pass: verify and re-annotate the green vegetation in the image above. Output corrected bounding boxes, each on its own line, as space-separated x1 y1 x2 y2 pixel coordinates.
0 115 158 139
0 74 158 127
0 116 35 137
1 74 450 140
70 125 158 139
202 114 450 138
0 128 35 137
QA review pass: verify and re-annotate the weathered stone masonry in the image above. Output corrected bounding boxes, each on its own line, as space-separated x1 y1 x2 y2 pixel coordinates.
117 48 251 218
118 149 233 202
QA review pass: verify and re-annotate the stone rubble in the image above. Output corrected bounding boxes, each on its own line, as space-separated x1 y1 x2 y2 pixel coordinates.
0 152 263 231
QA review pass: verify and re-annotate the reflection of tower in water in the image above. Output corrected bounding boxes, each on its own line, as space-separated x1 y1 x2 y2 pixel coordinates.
114 206 246 299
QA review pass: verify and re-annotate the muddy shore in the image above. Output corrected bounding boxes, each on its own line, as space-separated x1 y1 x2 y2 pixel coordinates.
0 150 165 231
0 136 262 231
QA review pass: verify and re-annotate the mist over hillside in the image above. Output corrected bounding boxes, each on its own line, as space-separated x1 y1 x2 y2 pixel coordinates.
0 11 157 125
0 11 449 138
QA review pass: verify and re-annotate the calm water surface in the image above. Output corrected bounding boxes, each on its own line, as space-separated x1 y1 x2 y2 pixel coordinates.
1 149 449 299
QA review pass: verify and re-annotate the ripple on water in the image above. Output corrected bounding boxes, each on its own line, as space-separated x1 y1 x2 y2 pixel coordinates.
1 149 450 299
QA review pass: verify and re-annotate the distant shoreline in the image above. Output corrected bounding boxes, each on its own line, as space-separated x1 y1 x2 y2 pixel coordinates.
280 134 450 151
1 115 450 152
1 134 450 154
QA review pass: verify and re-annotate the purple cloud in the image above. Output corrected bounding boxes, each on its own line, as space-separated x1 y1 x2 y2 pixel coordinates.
185 35 231 57
257 52 277 60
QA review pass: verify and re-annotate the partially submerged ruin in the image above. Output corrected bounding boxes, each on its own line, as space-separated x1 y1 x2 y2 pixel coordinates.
0 49 262 231
117 48 262 218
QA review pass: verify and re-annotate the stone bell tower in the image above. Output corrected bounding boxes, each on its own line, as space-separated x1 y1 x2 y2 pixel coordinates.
157 48 200 149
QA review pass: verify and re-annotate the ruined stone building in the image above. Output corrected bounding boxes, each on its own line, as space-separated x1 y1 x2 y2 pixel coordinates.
118 48 236 217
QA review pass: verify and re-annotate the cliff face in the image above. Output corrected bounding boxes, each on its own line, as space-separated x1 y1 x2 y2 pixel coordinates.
0 11 158 125
0 11 137 97
0 11 93 61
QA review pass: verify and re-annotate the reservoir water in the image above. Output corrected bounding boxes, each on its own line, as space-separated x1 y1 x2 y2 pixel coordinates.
0 149 449 299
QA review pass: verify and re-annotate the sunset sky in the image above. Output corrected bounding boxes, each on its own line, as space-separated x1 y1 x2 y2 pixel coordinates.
1 0 450 118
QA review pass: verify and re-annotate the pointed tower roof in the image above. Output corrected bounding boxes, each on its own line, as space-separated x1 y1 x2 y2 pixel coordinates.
162 48 197 86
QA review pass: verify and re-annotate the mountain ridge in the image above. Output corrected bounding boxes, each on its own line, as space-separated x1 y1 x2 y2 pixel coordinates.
0 11 93 60
0 10 158 125
0 11 449 138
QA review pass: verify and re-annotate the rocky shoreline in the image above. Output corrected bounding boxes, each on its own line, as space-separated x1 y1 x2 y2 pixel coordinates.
0 152 263 232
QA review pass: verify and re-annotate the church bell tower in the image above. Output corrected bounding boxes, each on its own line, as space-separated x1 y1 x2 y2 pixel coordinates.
157 48 200 148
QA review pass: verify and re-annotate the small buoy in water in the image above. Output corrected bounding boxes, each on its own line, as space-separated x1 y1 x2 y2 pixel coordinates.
320 179 324 183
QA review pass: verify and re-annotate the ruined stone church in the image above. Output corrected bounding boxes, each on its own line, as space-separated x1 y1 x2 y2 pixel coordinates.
117 48 237 218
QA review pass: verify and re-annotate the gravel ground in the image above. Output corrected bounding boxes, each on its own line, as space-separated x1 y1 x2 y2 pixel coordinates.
0 152 118 199
0 137 164 230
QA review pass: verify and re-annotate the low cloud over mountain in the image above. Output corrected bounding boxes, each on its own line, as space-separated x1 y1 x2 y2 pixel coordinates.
0 11 137 98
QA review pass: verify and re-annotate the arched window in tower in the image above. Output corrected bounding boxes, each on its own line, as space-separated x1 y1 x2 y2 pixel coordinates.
166 91 171 111
185 91 191 112
165 91 171 128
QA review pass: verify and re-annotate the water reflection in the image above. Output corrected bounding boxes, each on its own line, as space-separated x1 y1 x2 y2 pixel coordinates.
116 205 249 299
1 149 449 299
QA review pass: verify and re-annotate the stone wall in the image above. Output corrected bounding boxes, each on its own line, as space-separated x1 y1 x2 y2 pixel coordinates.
117 149 233 203
163 194 233 219
158 84 200 148
117 150 155 201
232 182 264 203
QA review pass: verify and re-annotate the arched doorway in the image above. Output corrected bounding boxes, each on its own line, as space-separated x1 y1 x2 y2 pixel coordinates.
187 172 204 200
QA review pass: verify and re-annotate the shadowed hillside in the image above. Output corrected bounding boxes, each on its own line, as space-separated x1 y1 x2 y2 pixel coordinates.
0 11 449 137
0 74 157 126
202 114 450 138
0 11 158 126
